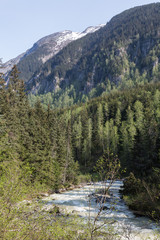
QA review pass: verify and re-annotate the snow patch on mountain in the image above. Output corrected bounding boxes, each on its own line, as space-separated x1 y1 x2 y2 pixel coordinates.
1 53 25 75
1 24 106 74
39 24 106 63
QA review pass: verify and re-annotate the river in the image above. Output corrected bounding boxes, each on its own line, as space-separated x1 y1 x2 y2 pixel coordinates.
42 181 160 239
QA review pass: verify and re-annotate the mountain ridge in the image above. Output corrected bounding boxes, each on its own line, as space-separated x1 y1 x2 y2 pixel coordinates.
27 4 160 92
3 3 160 110
26 3 160 109
1 24 105 80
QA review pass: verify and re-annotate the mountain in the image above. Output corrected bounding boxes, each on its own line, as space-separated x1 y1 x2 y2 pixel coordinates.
1 24 105 81
27 3 160 108
1 53 25 75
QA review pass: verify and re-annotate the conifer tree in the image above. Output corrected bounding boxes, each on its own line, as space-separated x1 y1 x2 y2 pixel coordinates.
82 118 93 168
72 115 82 162
97 103 104 152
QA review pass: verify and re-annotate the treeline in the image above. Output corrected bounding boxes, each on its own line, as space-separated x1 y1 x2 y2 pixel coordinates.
0 66 79 193
58 81 160 219
26 3 160 103
1 66 160 219
2 66 160 182
60 83 160 176
1 67 160 185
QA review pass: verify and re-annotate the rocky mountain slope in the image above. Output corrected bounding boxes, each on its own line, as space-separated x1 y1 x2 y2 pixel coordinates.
27 3 160 105
1 53 25 75
1 24 105 81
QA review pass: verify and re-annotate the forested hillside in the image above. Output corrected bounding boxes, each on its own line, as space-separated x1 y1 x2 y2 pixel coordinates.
1 66 160 221
28 3 160 109
1 2 160 239
1 25 104 82
55 81 160 219
0 66 79 193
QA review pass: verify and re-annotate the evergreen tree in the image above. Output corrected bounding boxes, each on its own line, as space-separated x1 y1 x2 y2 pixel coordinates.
97 103 104 152
72 115 82 162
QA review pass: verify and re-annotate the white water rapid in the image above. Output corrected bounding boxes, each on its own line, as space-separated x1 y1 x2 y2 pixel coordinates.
42 181 160 240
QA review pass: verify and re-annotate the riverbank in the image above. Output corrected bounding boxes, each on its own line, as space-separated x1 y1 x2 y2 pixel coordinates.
120 173 160 222
24 178 160 223
122 194 160 221
13 182 119 240
1 180 159 240
40 181 160 240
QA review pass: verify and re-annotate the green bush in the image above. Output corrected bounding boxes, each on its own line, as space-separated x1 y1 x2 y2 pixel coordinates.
77 174 92 184
122 172 143 195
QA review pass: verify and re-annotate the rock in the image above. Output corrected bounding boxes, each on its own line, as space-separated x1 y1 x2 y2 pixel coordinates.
87 182 93 185
48 190 55 194
21 200 32 205
88 193 94 198
95 194 111 203
77 185 83 188
67 185 75 190
59 188 66 193
100 206 109 211
55 190 60 193
40 193 49 197
72 210 78 214
132 210 146 217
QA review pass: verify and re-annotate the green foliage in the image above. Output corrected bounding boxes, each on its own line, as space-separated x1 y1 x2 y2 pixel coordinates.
0 67 80 192
52 81 160 219
122 172 160 220
95 151 120 182
24 3 160 112
1 65 160 234
122 172 142 195
77 174 92 184
0 67 86 239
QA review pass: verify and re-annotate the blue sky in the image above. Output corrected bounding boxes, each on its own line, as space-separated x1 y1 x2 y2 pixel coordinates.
1 0 158 62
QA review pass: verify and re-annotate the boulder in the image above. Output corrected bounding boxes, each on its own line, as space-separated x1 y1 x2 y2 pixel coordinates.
100 206 109 211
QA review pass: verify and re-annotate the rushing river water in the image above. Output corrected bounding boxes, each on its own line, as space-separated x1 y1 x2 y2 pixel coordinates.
43 181 160 239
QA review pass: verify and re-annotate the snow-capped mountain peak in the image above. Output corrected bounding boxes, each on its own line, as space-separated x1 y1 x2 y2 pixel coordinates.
1 24 106 77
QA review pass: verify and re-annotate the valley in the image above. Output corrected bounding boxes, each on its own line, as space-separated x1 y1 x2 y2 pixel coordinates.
0 2 160 239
